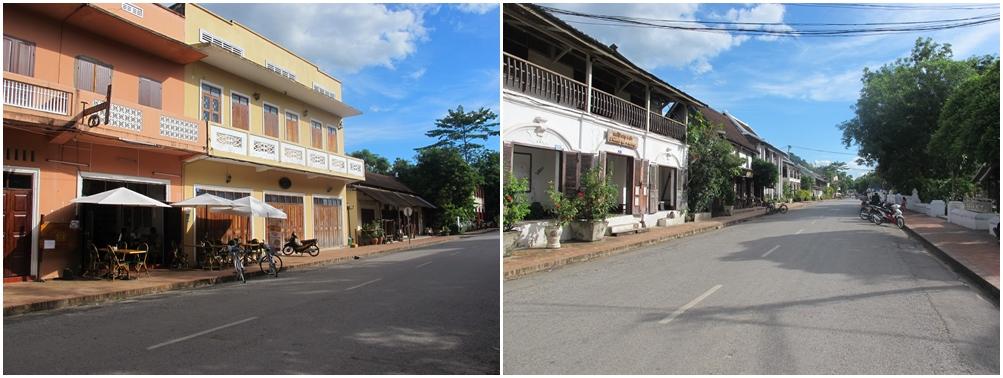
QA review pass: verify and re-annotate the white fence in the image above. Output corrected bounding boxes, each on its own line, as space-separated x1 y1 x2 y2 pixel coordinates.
3 78 70 115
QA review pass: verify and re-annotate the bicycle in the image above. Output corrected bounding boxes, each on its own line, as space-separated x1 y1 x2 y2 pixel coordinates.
258 243 283 277
226 239 246 284
765 201 788 215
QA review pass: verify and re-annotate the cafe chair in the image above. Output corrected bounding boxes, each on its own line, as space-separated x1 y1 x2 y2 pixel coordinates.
105 245 130 280
133 242 151 277
85 243 109 278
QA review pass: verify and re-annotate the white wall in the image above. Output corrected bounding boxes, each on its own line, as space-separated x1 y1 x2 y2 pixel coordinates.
512 145 560 207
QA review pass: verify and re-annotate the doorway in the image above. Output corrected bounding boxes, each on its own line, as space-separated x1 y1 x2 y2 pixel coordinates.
3 172 33 278
313 197 343 249
265 194 304 250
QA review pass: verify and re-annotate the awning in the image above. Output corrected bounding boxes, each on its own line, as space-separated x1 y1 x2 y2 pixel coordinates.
356 186 434 209
73 187 170 208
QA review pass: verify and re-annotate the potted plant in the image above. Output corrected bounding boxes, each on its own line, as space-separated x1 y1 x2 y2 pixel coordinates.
722 187 735 216
570 167 616 242
545 183 578 249
503 173 531 256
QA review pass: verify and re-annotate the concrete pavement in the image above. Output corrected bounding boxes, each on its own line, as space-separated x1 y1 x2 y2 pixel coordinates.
504 199 998 374
4 233 499 374
901 208 999 299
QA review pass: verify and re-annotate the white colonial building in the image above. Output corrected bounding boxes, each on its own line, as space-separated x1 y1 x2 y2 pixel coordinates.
502 4 705 247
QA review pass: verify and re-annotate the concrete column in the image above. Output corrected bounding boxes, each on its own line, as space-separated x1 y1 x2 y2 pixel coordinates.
585 54 593 112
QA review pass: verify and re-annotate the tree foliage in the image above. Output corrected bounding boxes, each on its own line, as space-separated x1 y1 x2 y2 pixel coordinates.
928 59 1000 180
472 150 500 227
839 38 988 193
421 105 500 163
751 158 779 193
348 149 392 175
397 147 477 230
686 113 745 213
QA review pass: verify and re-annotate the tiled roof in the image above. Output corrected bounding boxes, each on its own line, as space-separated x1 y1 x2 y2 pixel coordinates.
696 106 757 151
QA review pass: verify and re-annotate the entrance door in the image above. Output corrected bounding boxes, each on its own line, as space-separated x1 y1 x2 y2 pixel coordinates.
4 173 33 278
313 197 342 249
194 188 250 244
265 194 304 250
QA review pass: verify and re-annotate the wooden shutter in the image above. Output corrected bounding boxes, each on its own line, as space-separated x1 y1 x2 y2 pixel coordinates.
632 159 647 214
502 143 514 174
311 121 323 148
648 164 659 213
598 151 608 180
264 105 279 137
4 36 34 77
327 126 337 152
95 64 112 96
75 58 93 91
563 151 580 195
285 113 299 142
231 94 248 129
580 153 595 177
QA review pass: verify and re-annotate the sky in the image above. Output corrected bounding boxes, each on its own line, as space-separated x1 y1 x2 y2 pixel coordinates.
202 3 501 163
545 3 1000 178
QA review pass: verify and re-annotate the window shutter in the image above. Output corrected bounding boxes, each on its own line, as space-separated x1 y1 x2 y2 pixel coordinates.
632 159 646 214
563 151 579 196
75 58 92 90
648 164 659 213
327 126 337 152
95 64 112 95
502 143 514 174
598 151 608 180
3 37 13 73
19 41 33 76
151 81 162 109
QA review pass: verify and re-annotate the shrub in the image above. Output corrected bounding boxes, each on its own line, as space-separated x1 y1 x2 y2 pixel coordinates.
502 172 530 231
546 183 579 227
577 167 617 221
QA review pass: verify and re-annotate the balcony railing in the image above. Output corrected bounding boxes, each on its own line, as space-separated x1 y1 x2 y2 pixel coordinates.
503 53 686 142
3 78 71 115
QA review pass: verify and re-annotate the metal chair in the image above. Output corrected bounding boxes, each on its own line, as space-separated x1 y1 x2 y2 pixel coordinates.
105 245 130 280
132 242 151 277
84 242 109 278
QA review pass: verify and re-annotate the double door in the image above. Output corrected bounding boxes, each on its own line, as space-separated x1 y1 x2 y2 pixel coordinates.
313 197 343 249
265 194 304 249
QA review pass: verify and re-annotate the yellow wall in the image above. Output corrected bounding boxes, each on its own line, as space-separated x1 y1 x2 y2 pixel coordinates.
182 4 343 98
181 159 349 257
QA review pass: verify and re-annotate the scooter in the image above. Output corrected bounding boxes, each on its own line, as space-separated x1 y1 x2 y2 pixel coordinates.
870 203 905 229
282 232 320 256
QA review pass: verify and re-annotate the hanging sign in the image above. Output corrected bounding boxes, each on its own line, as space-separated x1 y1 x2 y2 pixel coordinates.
606 130 638 149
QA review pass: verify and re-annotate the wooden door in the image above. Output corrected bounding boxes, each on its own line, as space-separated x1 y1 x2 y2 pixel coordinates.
265 195 304 249
632 159 647 215
194 189 250 243
313 197 342 249
4 188 32 278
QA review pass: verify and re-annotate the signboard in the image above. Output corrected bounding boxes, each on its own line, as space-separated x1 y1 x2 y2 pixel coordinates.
607 130 638 149
403 207 413 217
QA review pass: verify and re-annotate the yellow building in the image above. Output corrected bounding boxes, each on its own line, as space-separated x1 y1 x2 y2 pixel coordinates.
170 4 364 257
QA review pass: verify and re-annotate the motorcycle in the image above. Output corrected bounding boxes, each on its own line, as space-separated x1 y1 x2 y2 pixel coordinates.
870 203 905 228
282 232 320 256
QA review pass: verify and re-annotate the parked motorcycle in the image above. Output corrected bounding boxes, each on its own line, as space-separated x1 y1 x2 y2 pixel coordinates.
870 203 905 228
282 232 320 256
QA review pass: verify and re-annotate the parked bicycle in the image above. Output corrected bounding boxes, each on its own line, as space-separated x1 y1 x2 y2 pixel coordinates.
257 241 283 277
226 238 246 283
169 241 189 270
766 201 788 215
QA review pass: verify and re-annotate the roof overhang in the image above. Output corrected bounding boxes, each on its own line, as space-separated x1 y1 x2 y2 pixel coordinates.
194 43 362 118
16 3 206 64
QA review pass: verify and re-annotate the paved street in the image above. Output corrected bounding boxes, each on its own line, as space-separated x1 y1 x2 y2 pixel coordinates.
4 233 499 374
504 199 999 374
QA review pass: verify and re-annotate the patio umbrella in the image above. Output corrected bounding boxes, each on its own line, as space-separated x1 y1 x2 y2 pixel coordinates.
213 196 287 219
171 193 237 208
72 187 170 208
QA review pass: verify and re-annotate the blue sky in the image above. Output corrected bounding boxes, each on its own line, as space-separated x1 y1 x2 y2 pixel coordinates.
202 3 500 163
548 3 1000 177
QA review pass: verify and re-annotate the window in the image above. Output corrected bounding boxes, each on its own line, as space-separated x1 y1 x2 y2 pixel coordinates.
263 103 279 138
75 56 112 95
3 35 34 76
231 93 249 130
138 77 162 109
326 125 337 152
311 120 323 149
285 112 299 142
200 83 221 124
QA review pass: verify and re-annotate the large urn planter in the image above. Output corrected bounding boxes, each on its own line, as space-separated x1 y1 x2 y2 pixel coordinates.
503 231 520 256
544 224 563 249
722 205 734 216
570 220 608 242
692 212 712 222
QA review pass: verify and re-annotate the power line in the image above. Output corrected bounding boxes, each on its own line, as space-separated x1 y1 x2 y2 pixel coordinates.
787 3 1000 11
789 145 861 156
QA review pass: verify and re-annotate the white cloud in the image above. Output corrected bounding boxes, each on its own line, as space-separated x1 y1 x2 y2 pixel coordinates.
203 4 429 73
407 67 427 80
750 68 863 102
454 3 497 15
552 4 791 74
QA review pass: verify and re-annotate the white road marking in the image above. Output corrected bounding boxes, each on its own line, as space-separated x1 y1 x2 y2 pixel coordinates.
795 228 804 235
762 245 781 258
415 261 434 268
345 278 381 291
147 317 258 350
659 284 723 325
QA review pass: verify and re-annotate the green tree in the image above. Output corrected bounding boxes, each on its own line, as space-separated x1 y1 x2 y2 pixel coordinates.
472 149 500 226
399 147 477 230
348 149 392 175
421 105 500 163
751 158 779 195
839 38 986 192
686 113 745 213
390 157 414 178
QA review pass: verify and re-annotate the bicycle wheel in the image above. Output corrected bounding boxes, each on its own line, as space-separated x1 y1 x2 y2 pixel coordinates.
779 204 788 214
307 245 320 257
234 258 245 283
259 255 282 276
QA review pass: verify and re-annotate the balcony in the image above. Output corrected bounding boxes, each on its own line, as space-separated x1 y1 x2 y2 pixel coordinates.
503 53 687 142
208 125 365 180
75 91 205 154
3 77 71 116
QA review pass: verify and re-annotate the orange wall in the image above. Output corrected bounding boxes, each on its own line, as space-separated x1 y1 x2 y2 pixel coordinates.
91 3 186 42
4 7 186 115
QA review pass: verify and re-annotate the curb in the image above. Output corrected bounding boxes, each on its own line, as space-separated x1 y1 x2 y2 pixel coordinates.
4 236 461 317
901 224 1000 305
504 202 814 280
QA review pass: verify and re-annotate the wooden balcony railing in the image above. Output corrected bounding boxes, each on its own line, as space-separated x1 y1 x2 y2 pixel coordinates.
503 53 587 111
3 78 71 115
503 53 687 142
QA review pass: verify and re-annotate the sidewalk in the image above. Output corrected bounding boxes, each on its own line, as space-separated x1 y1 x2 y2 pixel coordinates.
3 231 492 316
902 209 999 300
504 202 813 280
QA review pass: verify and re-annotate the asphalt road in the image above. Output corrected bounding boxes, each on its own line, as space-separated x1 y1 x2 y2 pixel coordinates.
504 199 999 374
4 233 499 374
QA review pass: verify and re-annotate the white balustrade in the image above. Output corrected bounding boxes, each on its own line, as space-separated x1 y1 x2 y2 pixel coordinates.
3 78 70 115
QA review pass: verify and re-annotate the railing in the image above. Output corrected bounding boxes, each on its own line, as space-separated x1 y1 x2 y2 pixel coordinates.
3 78 71 115
503 53 587 111
503 53 687 142
590 88 646 130
649 111 687 141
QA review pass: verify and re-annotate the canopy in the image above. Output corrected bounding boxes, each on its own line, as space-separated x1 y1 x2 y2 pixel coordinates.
72 187 170 208
171 193 237 208
214 196 287 219
356 186 435 209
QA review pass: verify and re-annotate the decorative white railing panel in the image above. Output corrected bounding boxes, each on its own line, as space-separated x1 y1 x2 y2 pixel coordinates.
210 126 247 155
249 135 280 161
160 115 199 141
280 143 306 166
347 157 365 177
3 79 70 115
307 150 329 170
107 103 143 131
329 155 347 174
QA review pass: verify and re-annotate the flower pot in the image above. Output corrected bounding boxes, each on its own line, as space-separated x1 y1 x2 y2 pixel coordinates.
503 230 521 256
545 225 562 249
570 220 608 242
692 212 712 222
722 205 734 216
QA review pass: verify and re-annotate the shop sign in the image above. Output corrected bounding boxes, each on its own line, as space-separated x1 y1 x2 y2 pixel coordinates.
607 130 638 149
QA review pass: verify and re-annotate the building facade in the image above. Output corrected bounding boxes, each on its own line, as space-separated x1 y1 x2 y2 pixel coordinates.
170 4 365 255
346 172 435 245
501 4 703 247
3 3 206 280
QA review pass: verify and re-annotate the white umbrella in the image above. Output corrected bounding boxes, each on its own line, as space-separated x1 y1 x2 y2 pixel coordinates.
73 187 170 208
215 196 287 219
171 193 237 208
